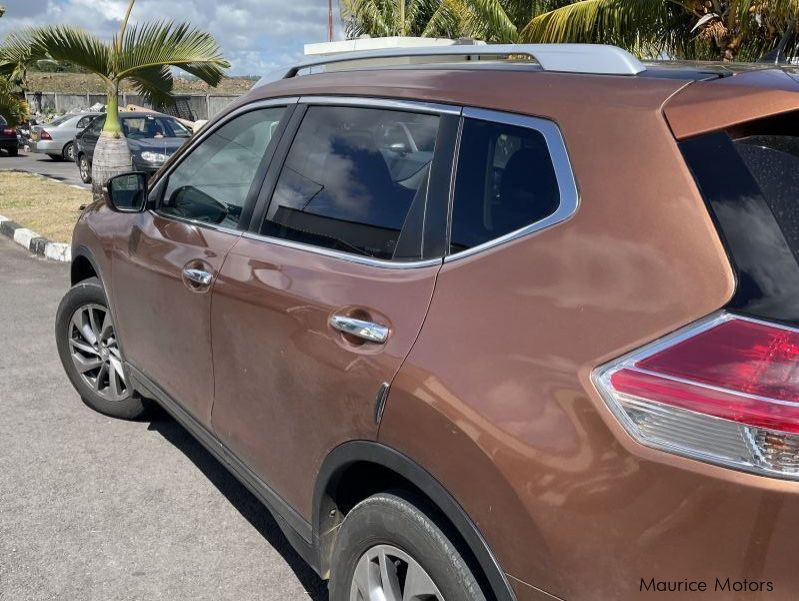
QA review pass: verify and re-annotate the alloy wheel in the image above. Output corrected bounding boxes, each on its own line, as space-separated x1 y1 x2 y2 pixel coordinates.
350 544 445 601
64 143 75 162
79 156 90 181
68 303 129 401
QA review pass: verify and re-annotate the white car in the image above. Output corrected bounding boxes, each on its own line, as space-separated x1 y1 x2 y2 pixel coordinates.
30 112 103 161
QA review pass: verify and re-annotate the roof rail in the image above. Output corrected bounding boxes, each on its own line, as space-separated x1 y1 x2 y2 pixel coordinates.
255 44 646 88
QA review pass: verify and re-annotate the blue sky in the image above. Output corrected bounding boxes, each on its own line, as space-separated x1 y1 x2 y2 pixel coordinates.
1 0 344 75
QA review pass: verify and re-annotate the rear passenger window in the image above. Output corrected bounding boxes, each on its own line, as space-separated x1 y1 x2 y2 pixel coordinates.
450 118 560 253
261 105 439 261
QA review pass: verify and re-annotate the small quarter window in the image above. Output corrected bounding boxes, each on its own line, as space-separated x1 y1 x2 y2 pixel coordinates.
450 118 560 253
161 106 286 228
261 105 439 261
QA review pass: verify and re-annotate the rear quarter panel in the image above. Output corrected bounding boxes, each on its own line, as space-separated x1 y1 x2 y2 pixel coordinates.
374 75 799 600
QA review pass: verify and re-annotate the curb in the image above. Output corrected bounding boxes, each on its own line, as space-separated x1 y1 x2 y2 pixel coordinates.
0 214 71 263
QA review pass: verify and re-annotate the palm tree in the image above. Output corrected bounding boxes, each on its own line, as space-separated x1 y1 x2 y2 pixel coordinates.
341 0 465 38
453 0 799 61
5 0 229 197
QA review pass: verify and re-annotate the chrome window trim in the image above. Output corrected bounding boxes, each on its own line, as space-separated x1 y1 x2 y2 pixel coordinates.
151 96 300 236
298 95 461 116
444 107 580 263
240 231 443 270
239 96 458 270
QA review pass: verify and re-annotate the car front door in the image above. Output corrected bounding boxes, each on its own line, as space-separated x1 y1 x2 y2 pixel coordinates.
210 99 459 517
110 101 293 425
79 115 104 161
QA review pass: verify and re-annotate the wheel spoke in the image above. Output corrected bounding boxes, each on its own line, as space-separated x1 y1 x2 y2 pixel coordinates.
94 362 107 391
351 554 371 601
72 311 97 346
70 338 99 356
109 357 126 385
99 310 112 339
402 560 440 601
73 354 103 374
88 307 103 342
108 362 120 397
379 550 403 601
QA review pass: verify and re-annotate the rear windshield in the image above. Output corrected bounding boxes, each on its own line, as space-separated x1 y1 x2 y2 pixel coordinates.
680 129 799 326
735 136 799 262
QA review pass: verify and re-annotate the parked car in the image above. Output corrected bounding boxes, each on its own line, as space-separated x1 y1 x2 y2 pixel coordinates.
74 111 191 183
30 112 103 161
0 116 19 156
55 44 799 601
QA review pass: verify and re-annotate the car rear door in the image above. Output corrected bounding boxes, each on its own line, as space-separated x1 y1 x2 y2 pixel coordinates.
209 98 460 517
109 99 295 426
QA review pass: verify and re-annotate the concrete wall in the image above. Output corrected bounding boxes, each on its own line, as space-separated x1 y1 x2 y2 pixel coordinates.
24 92 243 121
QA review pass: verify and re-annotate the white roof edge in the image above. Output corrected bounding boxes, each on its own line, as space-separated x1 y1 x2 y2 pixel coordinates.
255 43 646 89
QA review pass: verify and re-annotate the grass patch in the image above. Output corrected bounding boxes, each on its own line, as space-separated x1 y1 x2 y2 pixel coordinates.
0 171 90 243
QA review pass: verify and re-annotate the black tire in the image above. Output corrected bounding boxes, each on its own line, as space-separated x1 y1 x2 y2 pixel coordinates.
55 277 147 420
62 142 75 162
78 154 92 183
329 491 488 601
7 147 18 157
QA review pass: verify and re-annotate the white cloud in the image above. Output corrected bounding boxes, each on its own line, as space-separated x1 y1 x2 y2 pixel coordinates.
0 0 344 75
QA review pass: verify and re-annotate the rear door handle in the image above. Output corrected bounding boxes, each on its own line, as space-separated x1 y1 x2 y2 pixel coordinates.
182 267 213 287
330 315 389 344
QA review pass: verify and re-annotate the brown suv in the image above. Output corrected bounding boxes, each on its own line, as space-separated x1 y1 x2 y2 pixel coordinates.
55 44 799 601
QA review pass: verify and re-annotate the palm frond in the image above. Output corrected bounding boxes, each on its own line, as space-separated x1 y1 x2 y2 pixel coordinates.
27 26 112 83
126 65 174 106
520 0 681 56
341 0 393 37
115 21 228 85
463 0 519 42
0 78 27 126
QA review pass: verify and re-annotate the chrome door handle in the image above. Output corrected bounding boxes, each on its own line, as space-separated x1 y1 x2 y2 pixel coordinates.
330 315 389 344
183 268 213 287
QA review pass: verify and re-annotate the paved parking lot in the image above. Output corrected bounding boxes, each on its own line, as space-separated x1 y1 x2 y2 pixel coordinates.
0 150 89 188
0 237 327 600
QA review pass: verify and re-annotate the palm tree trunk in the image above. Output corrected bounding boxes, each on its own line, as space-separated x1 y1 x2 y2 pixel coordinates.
91 84 132 200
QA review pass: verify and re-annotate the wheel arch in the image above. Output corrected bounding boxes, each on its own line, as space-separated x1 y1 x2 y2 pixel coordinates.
70 246 101 286
313 441 517 601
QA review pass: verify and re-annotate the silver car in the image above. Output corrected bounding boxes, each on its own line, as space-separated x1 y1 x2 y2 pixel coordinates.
30 112 102 161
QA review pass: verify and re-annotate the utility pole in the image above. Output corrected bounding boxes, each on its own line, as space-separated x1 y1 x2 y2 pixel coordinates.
328 0 333 42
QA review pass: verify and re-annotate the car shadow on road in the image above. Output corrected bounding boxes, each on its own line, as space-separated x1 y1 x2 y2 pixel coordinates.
146 405 329 601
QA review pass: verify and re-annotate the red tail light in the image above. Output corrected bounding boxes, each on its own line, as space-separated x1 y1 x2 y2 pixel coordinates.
2 128 15 136
594 313 799 478
40 130 52 140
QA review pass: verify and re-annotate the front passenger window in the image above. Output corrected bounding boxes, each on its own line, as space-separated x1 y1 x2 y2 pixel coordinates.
160 107 286 228
261 105 439 261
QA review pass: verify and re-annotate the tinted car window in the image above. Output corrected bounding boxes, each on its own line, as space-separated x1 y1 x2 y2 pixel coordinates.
76 116 94 129
450 118 560 254
261 105 439 261
122 115 191 139
160 106 286 228
86 116 105 134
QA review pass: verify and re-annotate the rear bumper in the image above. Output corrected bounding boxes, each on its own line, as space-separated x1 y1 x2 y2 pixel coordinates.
0 137 17 149
30 139 62 154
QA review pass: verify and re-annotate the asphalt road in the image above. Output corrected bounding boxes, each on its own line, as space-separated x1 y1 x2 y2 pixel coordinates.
0 236 327 600
0 149 90 189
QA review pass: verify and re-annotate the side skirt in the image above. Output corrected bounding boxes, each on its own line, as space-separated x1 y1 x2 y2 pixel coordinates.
128 363 320 573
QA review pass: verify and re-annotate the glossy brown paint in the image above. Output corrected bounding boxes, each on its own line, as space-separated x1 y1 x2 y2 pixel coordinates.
366 72 799 599
110 211 240 424
665 67 799 139
69 64 799 601
209 236 440 518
